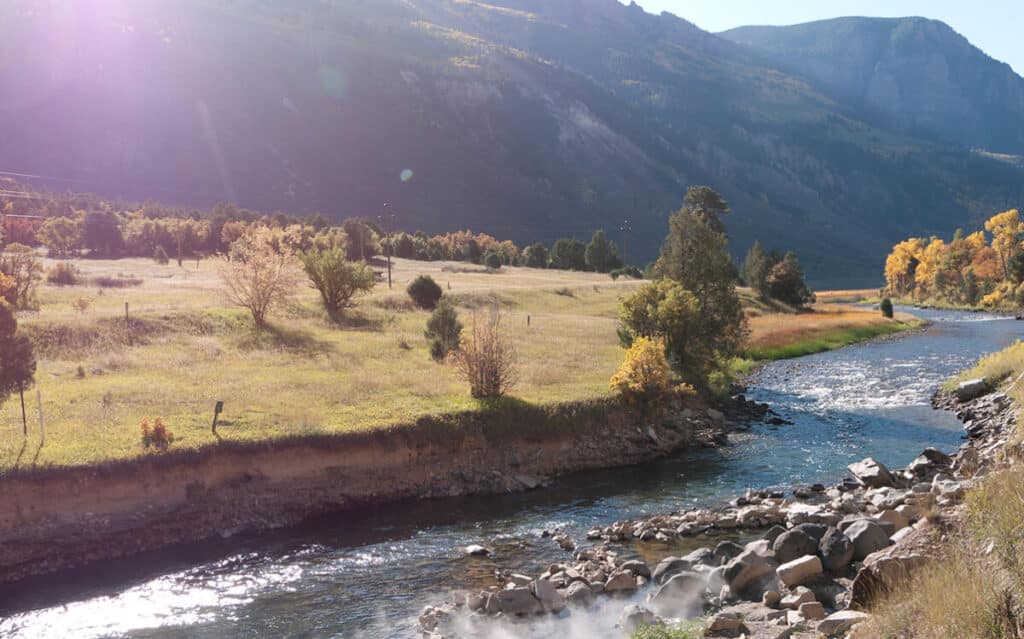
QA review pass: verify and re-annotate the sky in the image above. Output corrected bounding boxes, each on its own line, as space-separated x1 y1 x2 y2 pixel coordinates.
622 0 1024 74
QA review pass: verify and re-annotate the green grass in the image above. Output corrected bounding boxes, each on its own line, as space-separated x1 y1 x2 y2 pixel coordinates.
941 340 1024 393
741 320 921 361
0 256 915 473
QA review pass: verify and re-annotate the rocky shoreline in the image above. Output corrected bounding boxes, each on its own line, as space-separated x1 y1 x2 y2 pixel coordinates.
420 380 1017 638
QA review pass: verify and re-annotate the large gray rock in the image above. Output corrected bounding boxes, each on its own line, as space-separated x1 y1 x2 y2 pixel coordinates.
605 569 638 593
531 579 565 612
819 526 855 572
723 550 778 595
653 557 690 584
772 528 818 564
563 581 595 607
851 555 930 609
649 571 706 616
793 523 828 543
848 457 894 488
491 587 542 615
619 560 651 579
776 555 823 588
714 541 746 564
817 610 870 636
618 604 656 633
956 378 989 402
845 519 892 560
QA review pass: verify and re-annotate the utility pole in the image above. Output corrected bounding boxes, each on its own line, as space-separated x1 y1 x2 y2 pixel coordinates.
379 203 396 289
620 219 632 267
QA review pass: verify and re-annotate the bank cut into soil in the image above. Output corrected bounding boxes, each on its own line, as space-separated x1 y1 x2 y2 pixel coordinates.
0 394 767 584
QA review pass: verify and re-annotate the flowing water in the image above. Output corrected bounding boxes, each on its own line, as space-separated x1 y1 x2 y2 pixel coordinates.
2 308 1021 638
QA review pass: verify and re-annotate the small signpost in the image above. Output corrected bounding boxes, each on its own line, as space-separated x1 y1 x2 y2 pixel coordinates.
212 400 224 434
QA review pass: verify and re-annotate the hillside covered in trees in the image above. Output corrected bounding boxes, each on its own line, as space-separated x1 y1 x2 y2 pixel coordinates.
3 1 1024 286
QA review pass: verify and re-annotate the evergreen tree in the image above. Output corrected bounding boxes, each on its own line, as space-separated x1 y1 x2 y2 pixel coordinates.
742 240 771 298
584 230 622 273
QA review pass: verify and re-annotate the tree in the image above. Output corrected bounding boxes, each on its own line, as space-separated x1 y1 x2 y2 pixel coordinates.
767 252 814 307
0 301 36 435
681 185 731 234
38 216 83 257
880 298 894 318
985 209 1021 280
483 250 503 270
549 238 586 270
0 244 42 309
425 298 462 360
340 218 380 261
585 229 622 273
609 337 672 402
219 227 302 327
741 240 771 298
407 275 443 309
82 211 124 257
299 247 376 319
523 243 549 269
884 238 926 296
651 188 747 384
617 279 704 383
449 308 517 398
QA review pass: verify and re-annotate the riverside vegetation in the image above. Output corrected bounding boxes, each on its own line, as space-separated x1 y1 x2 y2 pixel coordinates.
0 187 914 473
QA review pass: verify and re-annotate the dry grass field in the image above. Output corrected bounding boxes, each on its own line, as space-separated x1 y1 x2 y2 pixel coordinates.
0 257 910 471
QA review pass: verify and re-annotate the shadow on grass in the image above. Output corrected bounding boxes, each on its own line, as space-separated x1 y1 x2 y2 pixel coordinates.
236 323 336 355
328 310 385 332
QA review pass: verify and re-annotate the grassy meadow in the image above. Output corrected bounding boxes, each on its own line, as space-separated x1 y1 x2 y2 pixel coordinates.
0 258 910 472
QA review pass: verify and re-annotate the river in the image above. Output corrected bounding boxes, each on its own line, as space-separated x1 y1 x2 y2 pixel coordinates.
1 307 1020 638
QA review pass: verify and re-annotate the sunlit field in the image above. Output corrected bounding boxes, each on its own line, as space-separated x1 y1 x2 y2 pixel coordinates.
0 258 908 471
0 257 643 471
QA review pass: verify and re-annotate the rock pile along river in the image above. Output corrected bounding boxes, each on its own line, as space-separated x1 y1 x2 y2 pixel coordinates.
1 307 1020 638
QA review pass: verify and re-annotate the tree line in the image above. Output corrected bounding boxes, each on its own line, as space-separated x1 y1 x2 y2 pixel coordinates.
884 209 1024 308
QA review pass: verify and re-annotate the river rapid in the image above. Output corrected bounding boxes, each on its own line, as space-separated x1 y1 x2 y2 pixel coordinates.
1 307 1020 638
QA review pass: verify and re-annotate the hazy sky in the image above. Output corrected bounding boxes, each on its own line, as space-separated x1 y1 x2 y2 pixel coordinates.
623 0 1024 74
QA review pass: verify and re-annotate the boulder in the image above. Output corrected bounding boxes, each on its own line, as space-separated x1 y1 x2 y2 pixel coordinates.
683 546 716 566
706 611 746 637
563 581 595 607
793 523 828 543
605 570 638 593
850 554 930 609
817 610 870 637
848 457 894 488
652 557 690 585
772 528 818 564
956 378 989 402
819 527 855 572
723 550 778 595
465 544 490 557
619 560 652 579
799 601 826 621
776 555 823 588
761 590 781 608
492 587 542 616
531 579 565 612
780 586 815 609
618 604 656 633
714 541 746 564
649 572 706 616
844 519 891 560
762 525 787 545
877 508 908 532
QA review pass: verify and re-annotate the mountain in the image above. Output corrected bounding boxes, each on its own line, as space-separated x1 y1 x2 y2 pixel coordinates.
1 1 1023 287
721 17 1024 155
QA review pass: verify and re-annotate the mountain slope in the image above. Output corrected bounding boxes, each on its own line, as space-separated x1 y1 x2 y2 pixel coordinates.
0 1 1023 286
721 17 1024 154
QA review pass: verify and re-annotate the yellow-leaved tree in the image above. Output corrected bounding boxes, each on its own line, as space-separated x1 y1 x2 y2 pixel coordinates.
914 238 946 298
984 209 1021 280
609 337 672 402
884 238 926 296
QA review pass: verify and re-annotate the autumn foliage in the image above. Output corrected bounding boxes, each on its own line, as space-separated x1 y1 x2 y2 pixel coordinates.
140 417 174 450
609 337 672 401
884 210 1024 308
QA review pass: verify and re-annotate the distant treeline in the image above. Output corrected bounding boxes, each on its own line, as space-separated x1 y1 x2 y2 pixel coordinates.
0 181 627 273
884 208 1024 308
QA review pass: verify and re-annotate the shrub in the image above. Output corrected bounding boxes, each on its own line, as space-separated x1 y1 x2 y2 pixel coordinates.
425 298 462 361
631 622 703 639
609 337 672 402
140 417 174 450
153 245 170 264
299 247 377 319
484 250 503 270
407 274 444 310
610 266 643 280
46 262 81 286
0 243 43 309
92 276 144 288
220 227 303 327
449 308 517 398
72 297 91 314
880 297 894 318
